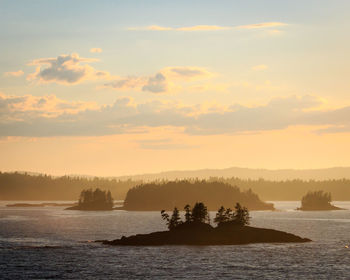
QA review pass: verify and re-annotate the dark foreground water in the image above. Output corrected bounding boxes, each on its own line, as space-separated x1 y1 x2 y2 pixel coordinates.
1 201 350 279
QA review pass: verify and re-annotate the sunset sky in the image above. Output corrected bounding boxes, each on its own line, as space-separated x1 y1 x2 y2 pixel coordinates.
1 0 350 176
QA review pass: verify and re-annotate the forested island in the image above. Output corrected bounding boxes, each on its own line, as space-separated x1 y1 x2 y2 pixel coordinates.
122 180 274 211
102 202 310 246
66 188 114 211
1 171 350 201
297 190 343 211
0 172 138 200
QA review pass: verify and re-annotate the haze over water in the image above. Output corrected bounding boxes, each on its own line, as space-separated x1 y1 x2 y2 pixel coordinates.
1 201 350 279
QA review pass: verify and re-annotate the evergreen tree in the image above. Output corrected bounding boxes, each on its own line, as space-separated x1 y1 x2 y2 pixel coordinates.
184 204 192 222
191 202 210 224
169 207 182 230
234 203 250 226
214 206 226 225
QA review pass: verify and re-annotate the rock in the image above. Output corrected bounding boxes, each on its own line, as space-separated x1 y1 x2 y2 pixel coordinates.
101 223 311 246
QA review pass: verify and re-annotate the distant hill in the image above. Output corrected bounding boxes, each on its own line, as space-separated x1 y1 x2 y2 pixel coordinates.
2 167 350 201
115 167 350 181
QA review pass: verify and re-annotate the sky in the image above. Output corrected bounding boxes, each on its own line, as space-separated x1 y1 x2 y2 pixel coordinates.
1 0 350 176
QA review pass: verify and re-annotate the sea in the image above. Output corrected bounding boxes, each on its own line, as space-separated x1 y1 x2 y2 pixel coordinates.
1 201 350 279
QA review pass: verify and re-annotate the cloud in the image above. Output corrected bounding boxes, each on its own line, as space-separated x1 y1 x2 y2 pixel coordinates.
164 66 213 80
142 73 167 93
237 22 287 29
252 65 268 71
2 93 350 137
27 53 110 85
0 92 97 122
128 25 230 31
104 66 213 93
128 22 288 32
104 76 146 90
4 70 24 77
90 48 102 53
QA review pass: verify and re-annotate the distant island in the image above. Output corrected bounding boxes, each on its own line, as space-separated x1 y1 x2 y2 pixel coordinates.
3 171 350 201
101 202 310 246
121 180 274 211
6 202 75 207
66 188 114 211
297 190 343 211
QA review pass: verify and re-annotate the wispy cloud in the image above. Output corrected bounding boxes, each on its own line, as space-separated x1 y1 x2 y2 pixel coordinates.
1 93 350 137
104 66 213 94
4 70 24 77
237 22 287 29
128 22 288 32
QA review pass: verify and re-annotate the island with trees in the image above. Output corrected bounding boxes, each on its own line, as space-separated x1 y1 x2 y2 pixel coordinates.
297 190 343 211
66 188 114 210
101 202 310 246
122 180 274 211
3 171 350 202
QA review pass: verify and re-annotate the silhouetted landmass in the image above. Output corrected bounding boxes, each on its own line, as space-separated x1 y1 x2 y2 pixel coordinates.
102 225 311 246
210 177 350 201
2 171 350 201
66 188 114 210
0 172 140 200
102 203 310 246
6 202 76 207
297 190 343 211
115 166 350 181
122 180 274 211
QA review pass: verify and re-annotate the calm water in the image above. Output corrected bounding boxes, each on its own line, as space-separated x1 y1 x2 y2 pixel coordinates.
1 201 350 279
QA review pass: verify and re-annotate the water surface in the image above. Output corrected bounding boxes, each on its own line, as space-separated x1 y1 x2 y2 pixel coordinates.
1 201 350 279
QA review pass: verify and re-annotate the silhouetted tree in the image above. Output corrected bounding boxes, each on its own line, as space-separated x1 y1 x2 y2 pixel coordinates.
161 210 170 225
169 207 182 230
191 202 210 224
161 207 182 230
214 203 250 226
234 203 250 226
184 204 192 222
214 206 227 225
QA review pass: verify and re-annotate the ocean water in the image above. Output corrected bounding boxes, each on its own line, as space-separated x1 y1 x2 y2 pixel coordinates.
1 201 350 279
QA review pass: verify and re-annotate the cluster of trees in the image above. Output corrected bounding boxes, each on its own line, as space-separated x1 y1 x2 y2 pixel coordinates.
301 190 332 208
161 202 250 230
214 204 250 226
124 180 273 211
2 172 350 202
74 188 114 210
208 177 350 201
0 172 140 200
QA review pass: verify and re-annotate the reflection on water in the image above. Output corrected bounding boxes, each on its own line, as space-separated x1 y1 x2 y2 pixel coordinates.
1 201 350 279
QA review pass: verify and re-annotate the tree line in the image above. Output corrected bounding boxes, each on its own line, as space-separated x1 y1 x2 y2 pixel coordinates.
0 172 140 200
161 202 250 230
1 171 350 201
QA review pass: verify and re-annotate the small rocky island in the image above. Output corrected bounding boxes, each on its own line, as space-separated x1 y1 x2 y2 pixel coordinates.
66 188 114 210
101 202 311 246
297 190 343 211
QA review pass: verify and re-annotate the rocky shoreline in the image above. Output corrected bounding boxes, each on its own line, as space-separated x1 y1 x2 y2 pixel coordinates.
99 222 311 246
